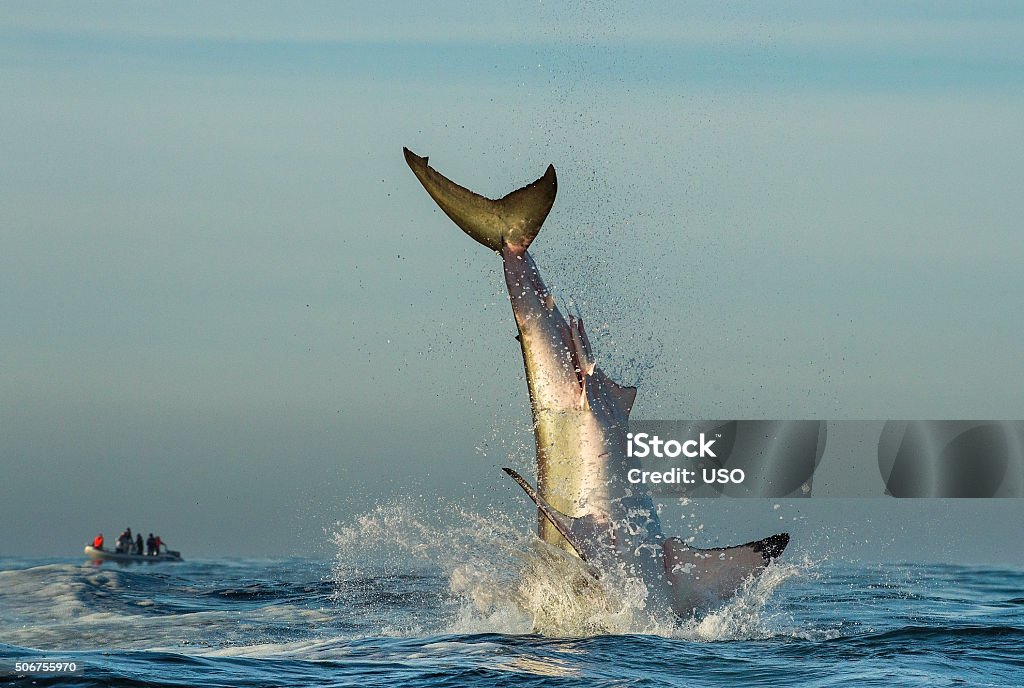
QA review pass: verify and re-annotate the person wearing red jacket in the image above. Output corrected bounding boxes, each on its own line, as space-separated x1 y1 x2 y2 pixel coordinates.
92 533 104 550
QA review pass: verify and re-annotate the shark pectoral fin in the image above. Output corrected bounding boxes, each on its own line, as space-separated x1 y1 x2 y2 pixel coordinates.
501 467 590 561
403 148 557 253
661 533 790 616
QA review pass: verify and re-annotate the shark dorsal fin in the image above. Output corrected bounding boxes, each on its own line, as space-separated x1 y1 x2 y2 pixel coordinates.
608 381 637 416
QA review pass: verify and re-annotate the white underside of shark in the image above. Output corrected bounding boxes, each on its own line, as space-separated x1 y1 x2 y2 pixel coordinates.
404 147 789 617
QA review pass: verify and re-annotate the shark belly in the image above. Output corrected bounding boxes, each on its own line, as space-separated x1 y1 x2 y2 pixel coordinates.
503 247 630 551
403 146 791 619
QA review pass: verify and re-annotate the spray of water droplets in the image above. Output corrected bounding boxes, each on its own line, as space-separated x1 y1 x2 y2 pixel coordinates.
330 499 811 640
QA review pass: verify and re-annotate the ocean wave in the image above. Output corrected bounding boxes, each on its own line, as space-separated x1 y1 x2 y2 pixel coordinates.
2 551 1023 687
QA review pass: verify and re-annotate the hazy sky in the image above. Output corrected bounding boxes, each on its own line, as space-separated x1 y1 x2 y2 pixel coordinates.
2 2 1023 561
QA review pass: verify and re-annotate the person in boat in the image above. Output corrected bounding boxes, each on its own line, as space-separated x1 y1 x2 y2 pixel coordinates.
116 529 131 553
155 535 164 554
146 533 156 556
135 532 143 555
92 533 104 550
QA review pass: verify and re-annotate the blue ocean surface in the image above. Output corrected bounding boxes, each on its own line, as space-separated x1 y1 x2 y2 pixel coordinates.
2 528 1023 687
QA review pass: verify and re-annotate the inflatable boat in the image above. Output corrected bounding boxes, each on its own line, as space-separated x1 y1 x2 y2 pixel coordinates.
84 546 183 563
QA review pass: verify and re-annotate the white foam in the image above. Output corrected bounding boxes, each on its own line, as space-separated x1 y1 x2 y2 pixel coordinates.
678 556 814 641
329 501 810 640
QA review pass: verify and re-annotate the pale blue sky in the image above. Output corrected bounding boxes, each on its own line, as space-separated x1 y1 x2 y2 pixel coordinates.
2 2 1023 559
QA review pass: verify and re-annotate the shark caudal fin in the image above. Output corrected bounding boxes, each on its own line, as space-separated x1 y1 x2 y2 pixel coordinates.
403 148 557 252
662 533 789 616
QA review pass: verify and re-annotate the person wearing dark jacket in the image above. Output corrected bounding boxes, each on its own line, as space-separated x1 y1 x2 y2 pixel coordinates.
116 528 132 553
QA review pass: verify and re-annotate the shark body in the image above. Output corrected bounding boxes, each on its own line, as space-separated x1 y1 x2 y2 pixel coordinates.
404 147 789 617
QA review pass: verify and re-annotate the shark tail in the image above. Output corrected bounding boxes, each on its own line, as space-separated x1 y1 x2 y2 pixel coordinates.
403 148 557 253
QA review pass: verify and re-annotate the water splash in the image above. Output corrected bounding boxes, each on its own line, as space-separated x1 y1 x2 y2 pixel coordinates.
680 556 814 641
330 500 638 636
329 499 806 640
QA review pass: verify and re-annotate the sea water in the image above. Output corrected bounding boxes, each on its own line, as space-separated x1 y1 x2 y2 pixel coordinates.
2 508 1022 686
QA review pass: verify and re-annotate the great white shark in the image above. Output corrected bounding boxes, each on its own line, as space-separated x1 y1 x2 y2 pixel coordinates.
404 147 789 617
